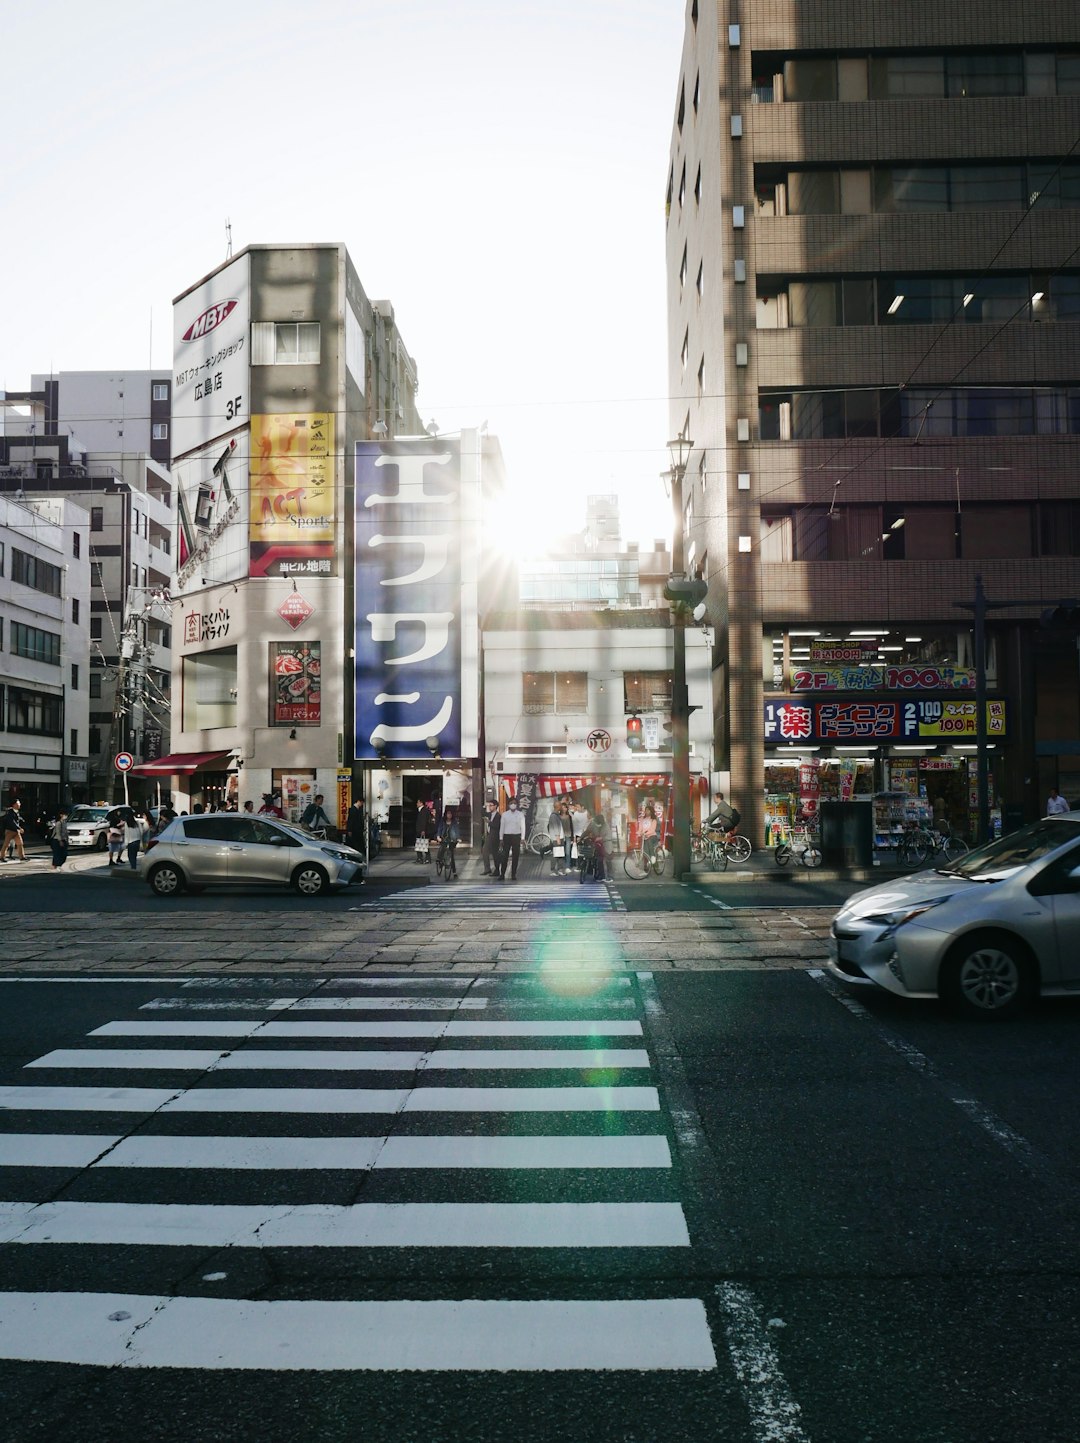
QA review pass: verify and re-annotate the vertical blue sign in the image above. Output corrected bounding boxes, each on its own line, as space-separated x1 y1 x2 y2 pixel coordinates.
354 440 465 760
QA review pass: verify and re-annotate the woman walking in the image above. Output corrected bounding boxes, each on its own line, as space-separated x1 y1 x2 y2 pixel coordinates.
49 808 70 871
123 808 143 870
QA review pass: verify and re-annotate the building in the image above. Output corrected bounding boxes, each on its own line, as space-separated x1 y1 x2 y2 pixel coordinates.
156 242 497 824
0 492 90 818
668 1 1080 849
0 388 175 799
519 495 672 612
483 610 713 851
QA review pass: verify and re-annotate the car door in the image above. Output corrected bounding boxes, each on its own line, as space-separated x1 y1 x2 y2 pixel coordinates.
225 818 297 886
1025 842 1080 984
174 817 235 883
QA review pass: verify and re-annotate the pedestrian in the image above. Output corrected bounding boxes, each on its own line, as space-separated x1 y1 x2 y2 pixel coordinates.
1046 787 1070 816
546 801 565 876
302 793 332 832
414 799 433 863
2 799 26 862
436 806 460 878
123 808 143 870
49 807 70 871
481 800 501 875
106 811 125 867
344 798 367 853
639 801 660 863
498 796 526 881
258 793 284 818
242 800 254 814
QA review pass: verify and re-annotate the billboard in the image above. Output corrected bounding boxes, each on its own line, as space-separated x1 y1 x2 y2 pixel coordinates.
269 641 321 726
172 254 250 461
174 434 248 590
249 413 336 577
765 698 1006 744
354 439 478 760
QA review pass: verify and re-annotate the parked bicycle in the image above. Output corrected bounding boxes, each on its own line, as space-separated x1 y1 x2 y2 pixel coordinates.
527 829 553 857
897 825 968 869
773 826 822 868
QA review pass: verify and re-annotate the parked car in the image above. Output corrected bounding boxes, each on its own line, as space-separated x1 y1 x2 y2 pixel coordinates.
827 815 1080 1018
138 814 365 897
66 804 113 851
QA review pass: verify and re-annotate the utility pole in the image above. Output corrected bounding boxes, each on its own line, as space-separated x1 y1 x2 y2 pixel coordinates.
664 436 706 879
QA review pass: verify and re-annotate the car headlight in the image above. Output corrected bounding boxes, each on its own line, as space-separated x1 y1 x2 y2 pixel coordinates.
864 896 952 939
320 846 355 861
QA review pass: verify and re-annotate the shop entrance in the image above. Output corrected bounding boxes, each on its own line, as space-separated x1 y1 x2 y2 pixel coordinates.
402 774 442 849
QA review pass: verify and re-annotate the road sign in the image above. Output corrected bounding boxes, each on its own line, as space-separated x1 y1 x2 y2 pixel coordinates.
114 752 135 772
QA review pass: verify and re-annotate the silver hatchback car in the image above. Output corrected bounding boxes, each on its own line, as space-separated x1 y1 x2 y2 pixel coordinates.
827 816 1080 1018
139 814 364 897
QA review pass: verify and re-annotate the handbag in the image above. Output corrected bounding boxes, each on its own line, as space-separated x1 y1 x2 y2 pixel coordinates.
416 836 430 857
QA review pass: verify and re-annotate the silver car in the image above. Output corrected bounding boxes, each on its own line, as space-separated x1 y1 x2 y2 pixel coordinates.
139 814 364 898
66 804 112 851
827 816 1080 1018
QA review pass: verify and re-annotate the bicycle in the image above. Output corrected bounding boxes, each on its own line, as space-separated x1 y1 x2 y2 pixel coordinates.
692 830 729 869
577 835 605 883
897 826 968 869
434 836 458 879
622 837 668 880
773 826 822 868
527 829 553 857
699 827 752 866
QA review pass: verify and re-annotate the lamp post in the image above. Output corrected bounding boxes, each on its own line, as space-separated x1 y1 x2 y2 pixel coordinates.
664 435 704 879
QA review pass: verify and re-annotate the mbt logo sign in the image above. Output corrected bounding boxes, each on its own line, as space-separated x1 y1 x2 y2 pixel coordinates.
181 299 238 343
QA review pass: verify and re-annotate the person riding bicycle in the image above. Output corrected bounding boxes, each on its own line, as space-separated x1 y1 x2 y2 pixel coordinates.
436 806 460 878
301 794 332 833
704 793 740 842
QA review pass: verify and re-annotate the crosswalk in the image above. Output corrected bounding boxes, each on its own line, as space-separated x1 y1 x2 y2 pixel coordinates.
353 879 616 911
0 974 717 1374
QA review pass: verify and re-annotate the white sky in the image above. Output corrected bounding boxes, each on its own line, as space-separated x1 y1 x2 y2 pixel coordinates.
1 0 684 549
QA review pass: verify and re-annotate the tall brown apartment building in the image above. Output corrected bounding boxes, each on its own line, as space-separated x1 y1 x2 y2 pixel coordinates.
668 1 1080 851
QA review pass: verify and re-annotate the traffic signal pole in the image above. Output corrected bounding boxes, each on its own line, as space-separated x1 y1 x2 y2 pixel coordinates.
669 451 691 880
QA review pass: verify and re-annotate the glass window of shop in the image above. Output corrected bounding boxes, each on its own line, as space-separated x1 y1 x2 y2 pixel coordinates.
764 627 998 689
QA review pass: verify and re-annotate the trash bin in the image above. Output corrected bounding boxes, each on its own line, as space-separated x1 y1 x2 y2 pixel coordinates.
818 802 874 868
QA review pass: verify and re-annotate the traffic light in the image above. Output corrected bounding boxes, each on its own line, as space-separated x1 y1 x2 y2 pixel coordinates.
626 715 643 753
1041 600 1080 628
663 575 708 608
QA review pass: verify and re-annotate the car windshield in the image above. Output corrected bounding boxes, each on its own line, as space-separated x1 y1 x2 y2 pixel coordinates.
945 817 1080 878
69 806 108 822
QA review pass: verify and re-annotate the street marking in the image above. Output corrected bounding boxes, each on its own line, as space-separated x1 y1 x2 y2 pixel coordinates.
139 996 490 1012
0 1132 673 1171
0 1085 661 1113
91 1019 645 1039
0 1293 718 1370
689 886 732 910
28 1047 652 1072
715 1283 810 1443
808 969 1059 1185
0 1200 690 1249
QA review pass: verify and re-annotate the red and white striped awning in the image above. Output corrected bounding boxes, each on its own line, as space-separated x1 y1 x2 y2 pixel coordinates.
500 774 672 798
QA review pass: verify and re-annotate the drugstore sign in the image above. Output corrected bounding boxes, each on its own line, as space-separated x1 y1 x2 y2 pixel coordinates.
765 699 1006 744
791 665 976 692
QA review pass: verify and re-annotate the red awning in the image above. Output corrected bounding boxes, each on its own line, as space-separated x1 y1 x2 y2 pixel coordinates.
501 773 676 798
128 749 235 777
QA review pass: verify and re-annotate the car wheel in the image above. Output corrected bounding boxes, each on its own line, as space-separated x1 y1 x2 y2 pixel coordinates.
940 932 1035 1020
148 863 184 897
292 863 329 897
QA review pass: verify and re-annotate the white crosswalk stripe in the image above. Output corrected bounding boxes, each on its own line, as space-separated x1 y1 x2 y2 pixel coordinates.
352 881 616 911
0 976 715 1374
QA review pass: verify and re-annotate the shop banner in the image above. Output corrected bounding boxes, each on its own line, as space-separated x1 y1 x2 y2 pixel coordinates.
354 439 478 760
175 434 248 591
250 414 336 577
172 254 250 462
791 664 976 692
270 641 321 726
765 698 1006 743
808 641 879 663
798 761 820 820
336 768 352 830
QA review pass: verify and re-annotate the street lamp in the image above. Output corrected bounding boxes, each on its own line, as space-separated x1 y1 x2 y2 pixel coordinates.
664 435 705 879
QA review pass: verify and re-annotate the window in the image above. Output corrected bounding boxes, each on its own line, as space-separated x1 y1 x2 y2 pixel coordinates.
70 728 78 754
870 55 945 97
522 672 588 716
12 623 61 667
8 687 62 736
73 531 81 558
962 506 1035 558
91 562 103 588
624 672 673 712
152 422 169 441
251 321 321 365
71 665 79 690
182 646 238 729
694 166 702 205
89 618 103 641
1040 503 1080 556
0 541 4 575
152 383 169 401
91 507 103 532
72 599 80 625
947 53 1023 98
679 245 688 288
696 261 704 299
12 549 62 597
697 355 705 400
90 675 102 699
89 727 101 754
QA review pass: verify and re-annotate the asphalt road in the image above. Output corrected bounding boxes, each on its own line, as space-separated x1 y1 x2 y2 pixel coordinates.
2 967 1078 1442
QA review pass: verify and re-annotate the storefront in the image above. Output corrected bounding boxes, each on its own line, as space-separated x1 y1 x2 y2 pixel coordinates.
498 772 708 852
127 749 237 811
763 627 1007 852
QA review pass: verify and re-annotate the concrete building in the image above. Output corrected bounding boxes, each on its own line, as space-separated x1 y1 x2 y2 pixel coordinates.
153 243 446 821
25 370 172 470
0 388 175 799
0 492 90 818
668 1 1080 850
519 495 672 612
